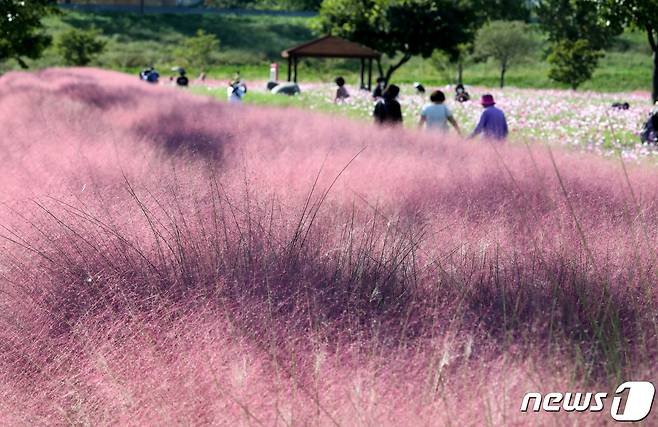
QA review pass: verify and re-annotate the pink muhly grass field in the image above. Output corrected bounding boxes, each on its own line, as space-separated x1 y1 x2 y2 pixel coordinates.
0 68 656 426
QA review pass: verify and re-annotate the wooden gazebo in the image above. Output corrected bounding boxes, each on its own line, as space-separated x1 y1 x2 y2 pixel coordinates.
281 35 381 90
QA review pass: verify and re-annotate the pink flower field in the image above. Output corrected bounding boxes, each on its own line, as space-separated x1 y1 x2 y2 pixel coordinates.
199 81 657 161
1 68 657 426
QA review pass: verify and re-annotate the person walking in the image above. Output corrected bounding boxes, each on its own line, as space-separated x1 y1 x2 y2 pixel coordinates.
469 94 508 140
419 89 461 135
373 84 403 125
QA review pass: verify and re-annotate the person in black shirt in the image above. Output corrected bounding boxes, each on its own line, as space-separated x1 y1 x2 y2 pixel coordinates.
640 103 658 144
372 77 386 99
373 84 402 125
175 68 189 87
455 83 470 103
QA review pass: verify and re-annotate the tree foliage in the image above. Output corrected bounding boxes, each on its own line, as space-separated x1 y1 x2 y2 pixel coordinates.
598 0 658 101
55 28 106 66
318 0 479 84
474 20 538 87
537 0 619 90
547 39 603 89
537 0 620 49
174 30 220 72
473 0 531 22
206 0 322 10
0 0 56 68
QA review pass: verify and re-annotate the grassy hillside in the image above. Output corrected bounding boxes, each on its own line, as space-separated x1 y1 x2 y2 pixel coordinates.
1 10 654 92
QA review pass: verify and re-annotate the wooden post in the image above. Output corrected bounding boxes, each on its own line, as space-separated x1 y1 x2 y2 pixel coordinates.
367 58 373 91
287 57 291 82
293 56 298 83
360 58 365 89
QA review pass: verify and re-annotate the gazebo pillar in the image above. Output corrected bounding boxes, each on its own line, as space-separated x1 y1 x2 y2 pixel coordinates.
360 58 365 89
287 57 292 82
293 57 298 83
367 58 373 91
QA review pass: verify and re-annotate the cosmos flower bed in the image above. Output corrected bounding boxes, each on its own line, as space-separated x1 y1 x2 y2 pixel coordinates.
0 68 657 425
236 81 657 161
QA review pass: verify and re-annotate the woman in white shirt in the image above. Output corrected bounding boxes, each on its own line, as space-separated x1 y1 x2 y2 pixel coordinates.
419 90 461 135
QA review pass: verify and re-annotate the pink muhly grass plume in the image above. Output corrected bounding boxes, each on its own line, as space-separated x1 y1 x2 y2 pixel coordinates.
0 67 656 425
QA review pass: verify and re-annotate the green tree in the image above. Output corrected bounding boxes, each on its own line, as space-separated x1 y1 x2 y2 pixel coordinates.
429 50 455 83
474 20 538 88
318 0 479 84
599 0 658 102
430 43 471 85
207 0 322 10
284 0 323 9
474 0 532 22
537 0 619 49
0 0 56 68
547 39 603 89
174 30 220 72
55 28 107 66
537 0 620 90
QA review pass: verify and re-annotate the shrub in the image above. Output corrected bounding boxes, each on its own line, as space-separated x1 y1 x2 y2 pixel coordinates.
547 39 603 90
174 30 220 72
55 27 107 66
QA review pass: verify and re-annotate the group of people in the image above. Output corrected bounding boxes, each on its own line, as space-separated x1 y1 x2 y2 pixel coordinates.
367 79 508 140
139 67 160 83
139 66 189 87
334 75 505 139
140 65 248 103
352 77 658 144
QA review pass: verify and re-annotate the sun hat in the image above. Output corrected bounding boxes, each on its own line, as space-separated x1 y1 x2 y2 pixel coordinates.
481 94 495 106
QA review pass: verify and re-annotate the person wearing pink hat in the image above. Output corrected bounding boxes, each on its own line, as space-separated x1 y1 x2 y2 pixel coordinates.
469 94 508 140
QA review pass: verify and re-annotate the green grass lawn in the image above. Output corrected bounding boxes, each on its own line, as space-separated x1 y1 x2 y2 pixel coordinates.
192 86 369 121
1 10 654 93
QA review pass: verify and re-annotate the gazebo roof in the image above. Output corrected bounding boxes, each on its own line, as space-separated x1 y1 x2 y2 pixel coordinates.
282 35 381 59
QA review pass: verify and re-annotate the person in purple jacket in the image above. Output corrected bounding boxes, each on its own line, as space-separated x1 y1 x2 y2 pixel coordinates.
469 94 508 140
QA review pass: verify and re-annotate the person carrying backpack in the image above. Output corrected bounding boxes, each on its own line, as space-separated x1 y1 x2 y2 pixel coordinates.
373 84 402 125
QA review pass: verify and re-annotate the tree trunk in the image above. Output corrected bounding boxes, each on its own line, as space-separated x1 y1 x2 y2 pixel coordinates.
376 59 384 80
384 53 412 86
651 49 658 102
457 61 463 85
647 26 657 103
499 64 506 88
